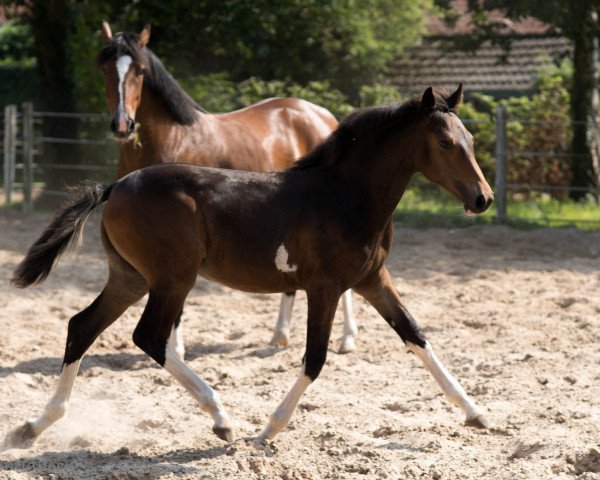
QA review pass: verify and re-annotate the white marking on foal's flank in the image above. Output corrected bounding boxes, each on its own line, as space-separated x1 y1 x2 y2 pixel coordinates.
29 360 81 438
406 341 485 422
275 244 298 273
116 55 133 115
257 368 312 442
164 334 232 436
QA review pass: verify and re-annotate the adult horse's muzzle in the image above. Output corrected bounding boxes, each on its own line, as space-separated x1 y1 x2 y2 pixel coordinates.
110 110 136 140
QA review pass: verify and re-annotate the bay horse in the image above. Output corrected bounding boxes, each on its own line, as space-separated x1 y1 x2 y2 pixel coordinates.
4 86 493 448
98 22 357 354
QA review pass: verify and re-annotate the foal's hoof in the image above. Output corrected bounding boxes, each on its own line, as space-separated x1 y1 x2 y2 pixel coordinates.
465 414 490 429
338 336 356 354
268 331 289 348
212 425 234 442
2 422 37 450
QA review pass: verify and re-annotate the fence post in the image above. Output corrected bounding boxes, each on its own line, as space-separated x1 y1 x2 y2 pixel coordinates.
22 102 34 213
495 105 507 223
3 104 17 204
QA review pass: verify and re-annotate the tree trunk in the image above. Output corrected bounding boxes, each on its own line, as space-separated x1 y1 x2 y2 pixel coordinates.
570 6 600 200
30 0 81 205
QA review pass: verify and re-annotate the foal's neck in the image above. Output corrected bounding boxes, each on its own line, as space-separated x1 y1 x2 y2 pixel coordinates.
335 125 419 231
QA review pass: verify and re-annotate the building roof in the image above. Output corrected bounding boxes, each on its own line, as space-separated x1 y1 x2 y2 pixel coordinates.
390 34 572 97
389 0 570 97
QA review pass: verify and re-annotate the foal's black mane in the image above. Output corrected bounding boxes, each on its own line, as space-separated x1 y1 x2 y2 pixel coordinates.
293 93 455 171
98 32 205 125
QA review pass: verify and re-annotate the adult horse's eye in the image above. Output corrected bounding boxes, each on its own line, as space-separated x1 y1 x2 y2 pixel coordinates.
135 66 146 76
438 139 452 149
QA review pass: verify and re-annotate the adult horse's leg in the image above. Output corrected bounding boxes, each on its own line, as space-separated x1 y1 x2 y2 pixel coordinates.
257 287 340 442
270 290 357 354
269 291 295 347
2 231 148 449
132 279 233 442
354 267 489 429
338 290 357 353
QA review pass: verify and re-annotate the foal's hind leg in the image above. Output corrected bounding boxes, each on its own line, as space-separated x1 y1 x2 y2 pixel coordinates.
167 310 186 360
3 234 148 449
132 282 233 442
354 267 489 429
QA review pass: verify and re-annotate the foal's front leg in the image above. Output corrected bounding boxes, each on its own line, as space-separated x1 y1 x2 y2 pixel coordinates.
258 287 340 441
355 267 489 428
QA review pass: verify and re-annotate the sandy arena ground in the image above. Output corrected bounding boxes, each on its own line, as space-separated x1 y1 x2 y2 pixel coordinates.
0 210 599 480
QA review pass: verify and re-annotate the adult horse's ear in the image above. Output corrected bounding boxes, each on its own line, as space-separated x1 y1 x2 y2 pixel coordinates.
419 87 436 116
101 21 112 42
139 24 151 48
447 83 464 110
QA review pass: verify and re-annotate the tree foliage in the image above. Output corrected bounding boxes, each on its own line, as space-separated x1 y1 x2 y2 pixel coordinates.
0 0 431 111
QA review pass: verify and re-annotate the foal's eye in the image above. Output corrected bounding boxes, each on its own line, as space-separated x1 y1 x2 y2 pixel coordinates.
438 139 453 149
135 66 146 76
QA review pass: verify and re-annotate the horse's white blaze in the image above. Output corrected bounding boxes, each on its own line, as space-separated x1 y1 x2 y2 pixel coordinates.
275 244 298 273
164 337 231 431
29 360 81 436
407 341 484 420
257 370 312 441
116 55 133 116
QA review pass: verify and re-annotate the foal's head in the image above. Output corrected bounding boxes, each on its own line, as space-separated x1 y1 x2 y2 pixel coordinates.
416 85 493 215
99 22 150 139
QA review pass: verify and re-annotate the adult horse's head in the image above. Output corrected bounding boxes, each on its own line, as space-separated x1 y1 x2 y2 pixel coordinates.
416 85 493 215
98 22 150 140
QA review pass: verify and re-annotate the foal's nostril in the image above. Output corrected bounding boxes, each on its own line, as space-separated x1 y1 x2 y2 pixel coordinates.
127 119 135 134
110 118 118 134
474 194 486 211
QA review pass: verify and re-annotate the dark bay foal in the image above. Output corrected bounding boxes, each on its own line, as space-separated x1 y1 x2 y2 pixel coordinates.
4 85 493 447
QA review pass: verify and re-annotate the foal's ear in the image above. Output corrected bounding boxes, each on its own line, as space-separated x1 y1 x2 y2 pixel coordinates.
447 83 464 110
139 24 151 48
419 87 436 115
101 21 112 42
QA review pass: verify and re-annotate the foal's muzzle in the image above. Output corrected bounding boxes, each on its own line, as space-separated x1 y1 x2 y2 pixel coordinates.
465 192 494 215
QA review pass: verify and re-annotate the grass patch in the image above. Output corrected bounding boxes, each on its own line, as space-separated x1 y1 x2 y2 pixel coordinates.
394 188 600 231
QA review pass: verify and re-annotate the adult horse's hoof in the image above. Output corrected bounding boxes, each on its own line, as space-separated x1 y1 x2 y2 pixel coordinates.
2 422 37 450
268 330 289 348
212 425 234 442
465 414 490 429
338 336 356 354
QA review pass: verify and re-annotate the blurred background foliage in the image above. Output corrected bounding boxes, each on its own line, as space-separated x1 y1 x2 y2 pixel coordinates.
0 1 587 201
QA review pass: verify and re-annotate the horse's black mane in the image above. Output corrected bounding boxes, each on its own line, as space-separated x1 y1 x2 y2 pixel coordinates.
293 92 455 170
97 32 205 125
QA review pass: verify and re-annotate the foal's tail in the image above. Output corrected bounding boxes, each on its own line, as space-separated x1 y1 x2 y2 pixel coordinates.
11 183 114 288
